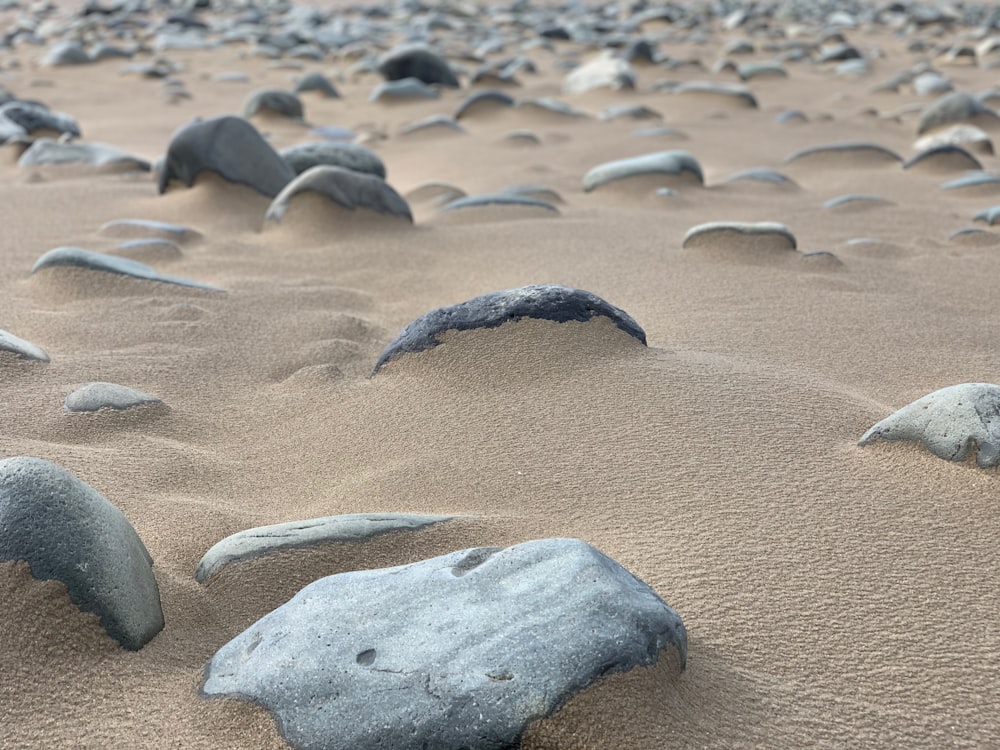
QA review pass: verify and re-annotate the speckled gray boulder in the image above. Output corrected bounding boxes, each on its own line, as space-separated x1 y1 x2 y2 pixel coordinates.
0 457 163 650
859 383 1000 468
682 221 797 251
917 91 1000 135
201 538 686 750
377 43 459 88
17 138 150 171
583 150 703 192
32 247 223 292
373 284 645 374
195 513 453 582
280 141 385 179
266 166 411 225
158 115 295 198
64 382 163 413
0 329 49 362
242 88 304 121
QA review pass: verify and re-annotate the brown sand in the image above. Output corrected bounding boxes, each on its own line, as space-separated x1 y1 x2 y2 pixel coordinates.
2 4 1000 748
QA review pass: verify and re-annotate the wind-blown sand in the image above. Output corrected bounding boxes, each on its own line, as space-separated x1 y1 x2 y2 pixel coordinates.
3 0 1000 746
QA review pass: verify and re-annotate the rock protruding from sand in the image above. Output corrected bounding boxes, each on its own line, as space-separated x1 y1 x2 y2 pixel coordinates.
721 167 798 189
0 457 164 650
0 329 49 362
859 383 1000 468
98 218 202 243
563 52 635 94
0 100 80 141
454 90 515 120
265 166 412 226
682 221 797 252
373 284 645 374
157 115 295 197
64 382 164 413
440 193 560 214
785 141 903 167
973 205 1000 225
903 144 982 172
42 40 91 67
17 139 150 171
195 513 454 583
914 124 994 155
241 88 305 121
917 91 1000 135
294 72 339 98
583 150 703 192
32 247 224 292
378 43 459 88
370 77 441 104
201 538 686 750
280 141 386 178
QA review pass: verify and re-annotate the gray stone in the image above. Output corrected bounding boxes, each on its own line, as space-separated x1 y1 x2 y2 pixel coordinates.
378 43 459 88
737 61 787 81
941 172 1000 191
90 43 133 62
501 184 564 204
974 205 1000 225
399 115 467 137
294 72 339 98
672 81 758 108
0 456 163 650
859 383 1000 468
158 116 296 198
280 141 386 179
784 141 902 166
822 194 894 210
912 71 952 97
373 284 645 374
64 382 163 413
503 130 541 146
583 150 703 192
441 193 558 213
242 88 304 121
369 78 441 104
42 40 91 66
721 167 798 188
405 181 466 205
32 247 224 292
17 138 150 171
99 219 201 243
201 538 686 750
914 124 994 156
265 166 412 225
195 513 453 583
600 103 662 121
454 90 515 120
563 52 635 94
516 97 588 119
917 91 1000 135
0 329 49 362
682 221 797 251
0 101 80 142
903 144 982 172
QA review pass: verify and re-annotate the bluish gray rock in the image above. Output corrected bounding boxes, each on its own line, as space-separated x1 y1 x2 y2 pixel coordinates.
373 284 645 374
242 88 304 121
974 205 1000 225
265 166 412 225
99 219 201 243
201 538 686 750
721 167 798 188
600 103 662 121
405 181 466 205
0 456 163 650
454 90 515 120
737 61 787 81
399 115 467 137
369 77 441 104
903 144 982 172
682 221 797 251
42 40 91 66
917 91 1000 135
672 81 758 108
941 172 1000 191
32 247 223 292
516 97 588 119
859 383 1000 468
583 150 703 192
294 72 339 98
64 382 163 413
822 194 894 210
378 43 459 87
280 141 386 179
17 138 150 171
785 141 902 166
0 329 49 362
158 116 296 197
195 513 454 583
440 193 559 213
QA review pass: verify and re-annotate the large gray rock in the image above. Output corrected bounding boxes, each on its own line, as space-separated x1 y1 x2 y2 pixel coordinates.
917 91 1000 135
373 284 645 374
157 115 296 198
242 88 304 121
280 141 386 179
859 383 1000 468
378 43 459 88
0 329 49 362
582 150 704 192
195 513 453 582
0 457 163 650
17 138 150 171
201 538 686 750
32 247 223 292
64 382 163 413
265 166 412 225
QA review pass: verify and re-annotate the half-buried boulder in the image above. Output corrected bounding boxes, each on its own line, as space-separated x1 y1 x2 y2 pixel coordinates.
241 88 305 121
583 150 703 193
201 538 686 750
64 382 164 413
32 247 223 292
917 91 1000 135
785 141 903 168
378 43 459 88
265 166 412 225
682 221 797 252
859 383 1000 468
17 138 150 172
280 141 386 178
903 144 982 172
0 329 49 362
0 456 164 650
373 284 645 374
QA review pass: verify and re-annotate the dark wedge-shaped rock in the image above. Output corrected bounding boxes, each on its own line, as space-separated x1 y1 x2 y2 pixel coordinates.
0 456 164 650
671 81 758 108
201 538 686 750
32 247 223 291
682 221 797 252
583 150 703 192
280 141 386 179
917 91 1000 135
378 43 459 88
0 329 49 362
903 144 982 172
195 513 454 583
373 284 645 374
17 139 150 171
859 383 1000 468
265 166 412 224
158 116 295 197
785 141 903 167
242 88 304 121
294 72 339 98
64 382 164 413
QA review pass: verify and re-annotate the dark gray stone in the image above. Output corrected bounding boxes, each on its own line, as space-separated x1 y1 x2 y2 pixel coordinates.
583 150 703 192
600 103 662 121
369 78 441 103
672 81 758 108
201 538 686 750
32 247 224 292
0 456 163 650
157 115 296 198
0 329 49 362
903 144 982 172
682 221 797 251
293 72 339 98
99 219 201 243
378 43 459 88
373 284 645 374
737 61 787 81
242 88 304 120
917 91 1000 135
0 101 80 142
859 383 1000 468
280 141 386 179
195 513 454 583
17 138 150 171
265 166 412 225
64 382 163 413
784 141 903 166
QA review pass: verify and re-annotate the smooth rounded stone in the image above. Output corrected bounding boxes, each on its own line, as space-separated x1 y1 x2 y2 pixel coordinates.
776 109 808 124
98 219 201 243
822 193 894 211
0 101 80 141
293 72 339 98
280 141 386 179
113 238 183 263
974 205 1000 225
241 88 304 121
948 227 1000 245
721 167 798 188
671 81 758 108
377 43 458 88
723 37 754 55
42 40 91 66
158 116 296 198
502 129 541 147
784 141 903 167
600 103 662 121
501 184 564 204
373 285 645 374
309 125 357 141
89 43 133 62
917 91 1000 135
682 221 797 252
632 125 688 139
912 71 952 97
369 77 441 104
17 138 150 171
405 181 466 205
562 52 635 94
201 538 686 750
454 89 515 120
835 59 870 76
439 193 560 214
0 456 163 650
265 166 412 225
737 61 787 81
64 382 163 413
0 328 49 362
903 144 982 173
516 97 588 120
32 247 223 292
195 513 454 583
914 124 994 156
399 115 466 137
817 42 862 64
583 150 703 193
800 250 844 268
941 171 1000 191
859 383 1000 468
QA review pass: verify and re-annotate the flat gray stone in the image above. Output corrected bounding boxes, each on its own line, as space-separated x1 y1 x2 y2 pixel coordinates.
399 115 467 137
785 141 903 166
440 193 559 213
280 142 386 179
369 78 441 104
822 194 894 210
737 61 787 81
378 43 459 88
373 284 645 374
516 97 589 119
672 81 758 108
294 72 339 98
0 329 49 362
721 167 797 188
32 247 223 292
242 88 304 121
903 145 982 173
17 138 150 171
0 456 163 650
682 221 797 251
158 115 296 198
265 166 412 224
600 103 662 121
201 538 686 750
99 219 201 243
195 513 454 583
859 383 1000 468
583 150 703 192
941 172 1000 191
64 382 163 413
918 91 1000 135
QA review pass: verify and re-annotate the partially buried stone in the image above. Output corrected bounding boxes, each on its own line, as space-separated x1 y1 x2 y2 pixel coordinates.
917 91 1000 135
0 328 49 362
454 90 515 120
280 141 386 179
0 100 80 141
583 150 703 192
17 138 150 171
99 218 201 243
0 456 164 650
439 193 559 213
377 43 459 87
859 383 1000 468
373 284 645 374
682 221 797 251
42 40 91 66
294 72 339 98
64 382 163 413
974 205 1000 225
265 166 412 224
32 247 223 292
784 141 902 166
369 78 441 103
903 144 982 172
201 538 686 750
242 88 304 121
562 52 635 94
